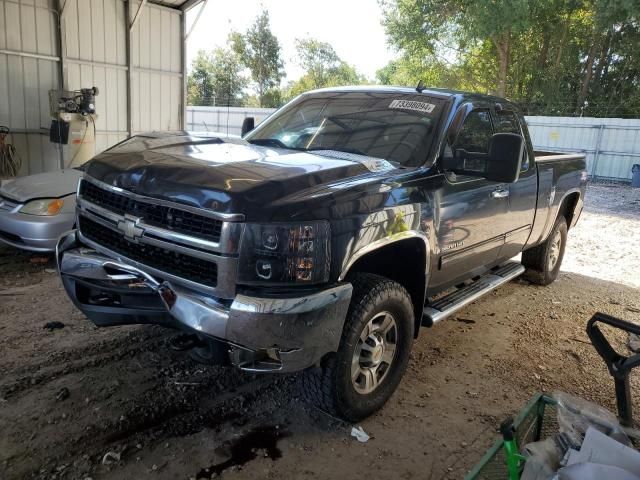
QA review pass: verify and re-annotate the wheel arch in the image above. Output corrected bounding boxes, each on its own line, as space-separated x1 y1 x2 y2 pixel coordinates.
556 189 581 229
339 233 429 338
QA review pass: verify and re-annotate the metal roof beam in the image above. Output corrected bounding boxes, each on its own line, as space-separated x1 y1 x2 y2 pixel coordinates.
130 0 148 31
185 0 208 40
180 0 205 12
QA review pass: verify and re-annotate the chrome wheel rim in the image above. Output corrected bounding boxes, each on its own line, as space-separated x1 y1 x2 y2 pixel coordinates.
351 311 398 394
548 230 562 270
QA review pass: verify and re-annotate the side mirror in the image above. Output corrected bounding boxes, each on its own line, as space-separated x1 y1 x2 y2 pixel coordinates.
485 133 524 183
241 117 255 137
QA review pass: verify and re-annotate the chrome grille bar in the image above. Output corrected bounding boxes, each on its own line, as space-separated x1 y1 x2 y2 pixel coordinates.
76 175 243 299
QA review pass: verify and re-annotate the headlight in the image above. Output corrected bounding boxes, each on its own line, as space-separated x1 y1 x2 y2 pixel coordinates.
238 221 330 285
19 198 64 216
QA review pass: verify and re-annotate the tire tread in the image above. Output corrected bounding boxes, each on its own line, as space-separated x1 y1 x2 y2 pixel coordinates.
522 216 567 285
303 273 412 420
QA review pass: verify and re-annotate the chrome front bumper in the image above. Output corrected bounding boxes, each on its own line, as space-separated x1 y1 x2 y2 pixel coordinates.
56 231 352 373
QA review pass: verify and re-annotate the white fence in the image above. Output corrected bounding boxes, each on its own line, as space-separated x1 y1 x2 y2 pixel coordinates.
525 116 640 181
186 107 640 181
186 107 276 137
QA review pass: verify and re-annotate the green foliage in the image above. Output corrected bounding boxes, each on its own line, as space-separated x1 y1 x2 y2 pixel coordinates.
229 11 285 107
379 0 640 117
186 48 247 106
283 38 369 101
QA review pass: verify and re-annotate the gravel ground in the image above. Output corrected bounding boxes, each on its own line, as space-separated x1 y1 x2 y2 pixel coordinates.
562 182 640 289
0 182 639 480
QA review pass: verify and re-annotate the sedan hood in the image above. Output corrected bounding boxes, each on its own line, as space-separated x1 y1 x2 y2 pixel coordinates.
0 169 83 203
84 132 397 219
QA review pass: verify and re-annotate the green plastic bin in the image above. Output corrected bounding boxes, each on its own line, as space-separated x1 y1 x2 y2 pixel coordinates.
465 394 558 480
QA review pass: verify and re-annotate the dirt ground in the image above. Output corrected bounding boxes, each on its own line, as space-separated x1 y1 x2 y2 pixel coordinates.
1 183 639 480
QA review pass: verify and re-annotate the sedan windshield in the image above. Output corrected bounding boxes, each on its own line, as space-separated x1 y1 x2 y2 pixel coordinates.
245 91 446 167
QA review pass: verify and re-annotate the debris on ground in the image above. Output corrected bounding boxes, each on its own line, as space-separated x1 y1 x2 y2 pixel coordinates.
55 387 70 402
629 334 640 353
455 317 477 324
43 321 65 331
29 256 50 264
101 451 121 465
351 426 369 443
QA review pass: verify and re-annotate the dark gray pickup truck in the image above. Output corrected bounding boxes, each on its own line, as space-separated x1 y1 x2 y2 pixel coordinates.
57 86 587 420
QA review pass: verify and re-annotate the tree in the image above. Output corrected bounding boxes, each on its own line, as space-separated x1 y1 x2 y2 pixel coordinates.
379 0 640 117
381 0 531 97
230 11 284 107
186 50 216 106
186 48 247 106
283 38 368 99
294 38 344 88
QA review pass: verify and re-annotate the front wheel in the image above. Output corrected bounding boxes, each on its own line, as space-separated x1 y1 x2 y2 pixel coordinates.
522 216 568 286
304 273 414 421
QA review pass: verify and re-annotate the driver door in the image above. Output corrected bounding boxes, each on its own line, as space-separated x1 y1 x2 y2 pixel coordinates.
428 106 512 292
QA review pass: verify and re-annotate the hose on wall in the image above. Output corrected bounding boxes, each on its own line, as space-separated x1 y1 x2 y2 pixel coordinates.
0 126 22 177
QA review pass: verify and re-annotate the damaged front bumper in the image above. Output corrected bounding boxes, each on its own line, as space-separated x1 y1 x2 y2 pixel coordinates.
56 231 352 373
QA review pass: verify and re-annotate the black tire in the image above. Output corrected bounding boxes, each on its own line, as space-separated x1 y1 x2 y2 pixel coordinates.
303 273 414 422
522 216 568 286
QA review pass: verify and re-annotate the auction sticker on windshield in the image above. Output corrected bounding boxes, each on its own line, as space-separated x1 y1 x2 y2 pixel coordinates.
389 99 436 114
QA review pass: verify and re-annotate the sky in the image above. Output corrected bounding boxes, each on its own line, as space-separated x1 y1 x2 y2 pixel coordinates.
185 0 396 82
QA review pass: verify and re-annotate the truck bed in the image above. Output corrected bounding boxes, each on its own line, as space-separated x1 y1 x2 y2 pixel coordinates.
528 150 587 248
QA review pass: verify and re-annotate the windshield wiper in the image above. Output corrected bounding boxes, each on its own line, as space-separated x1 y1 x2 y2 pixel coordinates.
305 146 368 156
247 138 299 150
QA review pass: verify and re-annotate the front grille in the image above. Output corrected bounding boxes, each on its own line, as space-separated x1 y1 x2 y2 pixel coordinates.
80 180 223 243
79 216 218 287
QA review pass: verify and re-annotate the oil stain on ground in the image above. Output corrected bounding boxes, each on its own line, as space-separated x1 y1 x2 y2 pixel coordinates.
196 425 290 478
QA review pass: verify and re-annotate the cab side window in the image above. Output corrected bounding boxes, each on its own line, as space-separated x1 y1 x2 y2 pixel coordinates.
443 109 494 175
455 109 493 153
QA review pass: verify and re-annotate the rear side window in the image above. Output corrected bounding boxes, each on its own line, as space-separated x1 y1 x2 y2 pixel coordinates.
494 110 529 171
494 110 520 134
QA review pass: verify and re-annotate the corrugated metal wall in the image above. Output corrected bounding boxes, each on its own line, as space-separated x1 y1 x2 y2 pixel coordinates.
130 0 183 134
0 0 62 175
1 0 189 177
525 116 640 181
60 0 129 156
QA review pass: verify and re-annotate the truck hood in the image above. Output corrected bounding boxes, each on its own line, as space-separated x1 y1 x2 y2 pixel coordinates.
0 169 83 203
84 132 398 218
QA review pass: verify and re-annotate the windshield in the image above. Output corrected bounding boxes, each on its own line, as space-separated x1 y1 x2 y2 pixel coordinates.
245 91 446 167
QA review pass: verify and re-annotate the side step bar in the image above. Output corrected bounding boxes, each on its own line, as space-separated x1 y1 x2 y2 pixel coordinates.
422 262 525 327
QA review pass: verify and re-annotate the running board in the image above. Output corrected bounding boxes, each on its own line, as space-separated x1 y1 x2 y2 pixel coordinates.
422 262 525 327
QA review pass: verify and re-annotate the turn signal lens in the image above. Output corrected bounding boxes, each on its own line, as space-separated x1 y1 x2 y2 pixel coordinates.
48 199 64 215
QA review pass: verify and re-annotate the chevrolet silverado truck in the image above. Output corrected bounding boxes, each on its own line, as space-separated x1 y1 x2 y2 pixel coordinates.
57 86 587 421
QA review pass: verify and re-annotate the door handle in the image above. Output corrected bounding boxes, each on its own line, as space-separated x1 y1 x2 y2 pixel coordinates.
491 188 510 199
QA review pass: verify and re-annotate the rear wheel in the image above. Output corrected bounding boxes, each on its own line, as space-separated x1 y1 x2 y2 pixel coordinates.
522 216 568 286
304 273 414 421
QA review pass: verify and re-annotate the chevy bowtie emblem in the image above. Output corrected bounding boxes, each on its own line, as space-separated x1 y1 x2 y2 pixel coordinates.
117 215 144 243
